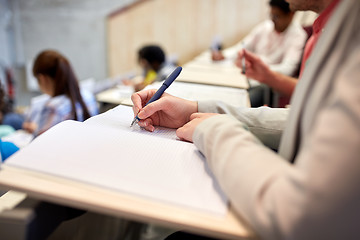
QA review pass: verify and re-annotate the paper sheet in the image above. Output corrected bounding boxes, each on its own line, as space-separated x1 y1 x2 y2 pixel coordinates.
5 105 228 215
85 104 179 140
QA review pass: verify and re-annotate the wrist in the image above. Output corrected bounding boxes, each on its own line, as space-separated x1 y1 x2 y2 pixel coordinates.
191 100 199 115
185 100 198 122
261 67 277 86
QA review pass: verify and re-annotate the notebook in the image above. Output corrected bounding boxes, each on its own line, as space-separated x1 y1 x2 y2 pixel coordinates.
4 105 228 216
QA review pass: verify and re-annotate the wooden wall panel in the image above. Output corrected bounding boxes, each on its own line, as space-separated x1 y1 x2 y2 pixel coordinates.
107 0 268 77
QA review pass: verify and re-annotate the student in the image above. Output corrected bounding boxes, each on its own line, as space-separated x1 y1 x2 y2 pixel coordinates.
132 0 360 239
213 0 307 107
233 0 328 105
213 0 306 76
22 50 98 137
0 83 19 161
0 65 25 130
124 45 177 92
0 82 15 138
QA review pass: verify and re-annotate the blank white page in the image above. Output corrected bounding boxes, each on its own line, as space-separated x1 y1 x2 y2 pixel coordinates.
5 106 228 215
84 105 178 140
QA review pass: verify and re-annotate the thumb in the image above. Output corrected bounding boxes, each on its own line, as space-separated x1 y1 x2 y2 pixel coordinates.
189 112 206 121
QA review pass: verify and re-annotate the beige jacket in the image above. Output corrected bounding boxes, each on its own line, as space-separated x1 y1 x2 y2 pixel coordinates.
194 0 360 239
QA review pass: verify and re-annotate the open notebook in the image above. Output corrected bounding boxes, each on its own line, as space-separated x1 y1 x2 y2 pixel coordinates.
4 105 228 216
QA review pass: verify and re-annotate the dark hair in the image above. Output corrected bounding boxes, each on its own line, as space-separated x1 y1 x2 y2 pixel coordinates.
269 0 291 14
138 45 166 72
0 82 5 111
32 50 91 121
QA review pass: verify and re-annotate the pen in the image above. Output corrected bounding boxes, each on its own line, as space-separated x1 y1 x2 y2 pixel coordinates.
241 42 246 74
241 42 251 89
130 66 183 127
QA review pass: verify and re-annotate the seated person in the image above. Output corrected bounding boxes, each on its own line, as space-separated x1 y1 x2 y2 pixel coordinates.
0 83 19 161
22 50 99 137
0 67 25 130
212 0 307 107
2 111 25 131
124 45 177 92
233 4 319 106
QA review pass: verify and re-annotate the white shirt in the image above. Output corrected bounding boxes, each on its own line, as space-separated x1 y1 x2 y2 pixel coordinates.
223 20 307 76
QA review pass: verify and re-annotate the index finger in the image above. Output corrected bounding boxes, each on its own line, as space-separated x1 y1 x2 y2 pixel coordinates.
137 93 171 120
131 89 157 115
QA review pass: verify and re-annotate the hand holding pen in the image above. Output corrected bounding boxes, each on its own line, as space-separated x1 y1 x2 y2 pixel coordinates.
130 71 198 132
130 66 197 131
237 43 250 88
235 49 273 86
235 45 248 76
130 66 182 127
241 42 246 74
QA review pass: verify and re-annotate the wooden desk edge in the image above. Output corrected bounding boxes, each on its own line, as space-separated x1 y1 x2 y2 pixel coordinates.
0 166 257 240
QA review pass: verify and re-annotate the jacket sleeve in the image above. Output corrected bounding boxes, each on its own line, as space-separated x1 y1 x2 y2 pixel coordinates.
193 45 360 240
198 100 288 150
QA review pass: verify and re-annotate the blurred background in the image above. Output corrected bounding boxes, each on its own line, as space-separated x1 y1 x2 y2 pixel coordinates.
0 0 271 109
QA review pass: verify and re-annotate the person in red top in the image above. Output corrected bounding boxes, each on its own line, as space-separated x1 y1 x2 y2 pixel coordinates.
137 0 356 239
298 0 340 75
235 0 341 106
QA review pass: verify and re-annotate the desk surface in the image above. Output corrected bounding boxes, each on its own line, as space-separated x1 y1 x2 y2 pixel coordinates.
0 104 255 239
176 60 249 89
96 85 134 105
0 166 256 240
1 52 255 240
97 81 250 108
97 56 249 106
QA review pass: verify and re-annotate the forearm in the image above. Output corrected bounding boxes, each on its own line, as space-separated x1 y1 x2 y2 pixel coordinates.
197 101 288 149
269 62 297 78
263 71 298 97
